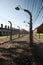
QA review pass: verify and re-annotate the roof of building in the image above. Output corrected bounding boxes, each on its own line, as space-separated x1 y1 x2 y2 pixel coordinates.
34 23 43 30
37 23 43 29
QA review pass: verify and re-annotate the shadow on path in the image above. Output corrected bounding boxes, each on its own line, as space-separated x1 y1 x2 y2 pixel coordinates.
0 41 32 65
0 41 43 65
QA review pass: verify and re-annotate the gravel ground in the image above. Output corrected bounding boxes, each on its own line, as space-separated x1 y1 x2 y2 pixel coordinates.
0 34 33 65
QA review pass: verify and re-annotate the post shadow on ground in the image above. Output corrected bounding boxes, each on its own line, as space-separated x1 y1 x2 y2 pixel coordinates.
0 47 32 65
0 42 43 65
31 42 43 65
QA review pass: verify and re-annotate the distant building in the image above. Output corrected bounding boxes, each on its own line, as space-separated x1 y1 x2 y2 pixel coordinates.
33 28 37 33
20 29 29 34
33 23 43 33
0 24 28 36
0 24 19 36
37 23 43 33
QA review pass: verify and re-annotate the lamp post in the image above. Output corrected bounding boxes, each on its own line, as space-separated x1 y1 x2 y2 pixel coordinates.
24 21 30 24
15 6 33 46
8 21 12 41
24 21 29 31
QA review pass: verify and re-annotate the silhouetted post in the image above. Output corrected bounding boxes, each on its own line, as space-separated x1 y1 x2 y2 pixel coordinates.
15 6 33 46
8 21 12 41
1 24 3 28
39 33 40 39
17 26 20 38
24 9 33 46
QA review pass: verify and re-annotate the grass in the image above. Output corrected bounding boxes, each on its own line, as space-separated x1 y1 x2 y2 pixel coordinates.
34 33 43 39
0 36 8 38
0 34 18 38
37 33 43 38
0 34 23 39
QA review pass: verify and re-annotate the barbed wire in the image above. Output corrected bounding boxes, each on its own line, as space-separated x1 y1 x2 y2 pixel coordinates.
34 0 43 21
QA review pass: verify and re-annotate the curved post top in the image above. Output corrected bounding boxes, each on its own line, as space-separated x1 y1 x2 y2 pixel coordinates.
24 9 32 17
8 21 12 25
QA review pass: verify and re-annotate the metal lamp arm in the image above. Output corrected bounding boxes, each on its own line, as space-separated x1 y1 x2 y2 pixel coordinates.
24 9 32 17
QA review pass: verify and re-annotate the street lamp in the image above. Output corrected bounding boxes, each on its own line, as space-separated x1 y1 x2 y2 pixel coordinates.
26 25 29 27
15 6 33 46
24 21 30 24
8 21 12 41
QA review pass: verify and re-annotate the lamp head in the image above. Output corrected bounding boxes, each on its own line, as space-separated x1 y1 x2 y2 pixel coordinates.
8 21 12 25
15 7 20 10
24 21 26 23
28 22 29 24
8 21 11 23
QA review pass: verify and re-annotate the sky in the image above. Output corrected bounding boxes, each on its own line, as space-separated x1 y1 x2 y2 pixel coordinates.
0 0 43 31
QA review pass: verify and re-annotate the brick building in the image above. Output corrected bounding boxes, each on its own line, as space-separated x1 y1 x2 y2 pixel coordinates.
33 23 43 33
20 29 29 34
0 24 19 36
0 24 28 36
37 23 43 33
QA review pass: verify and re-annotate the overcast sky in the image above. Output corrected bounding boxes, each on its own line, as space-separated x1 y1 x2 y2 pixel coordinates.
0 0 43 31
